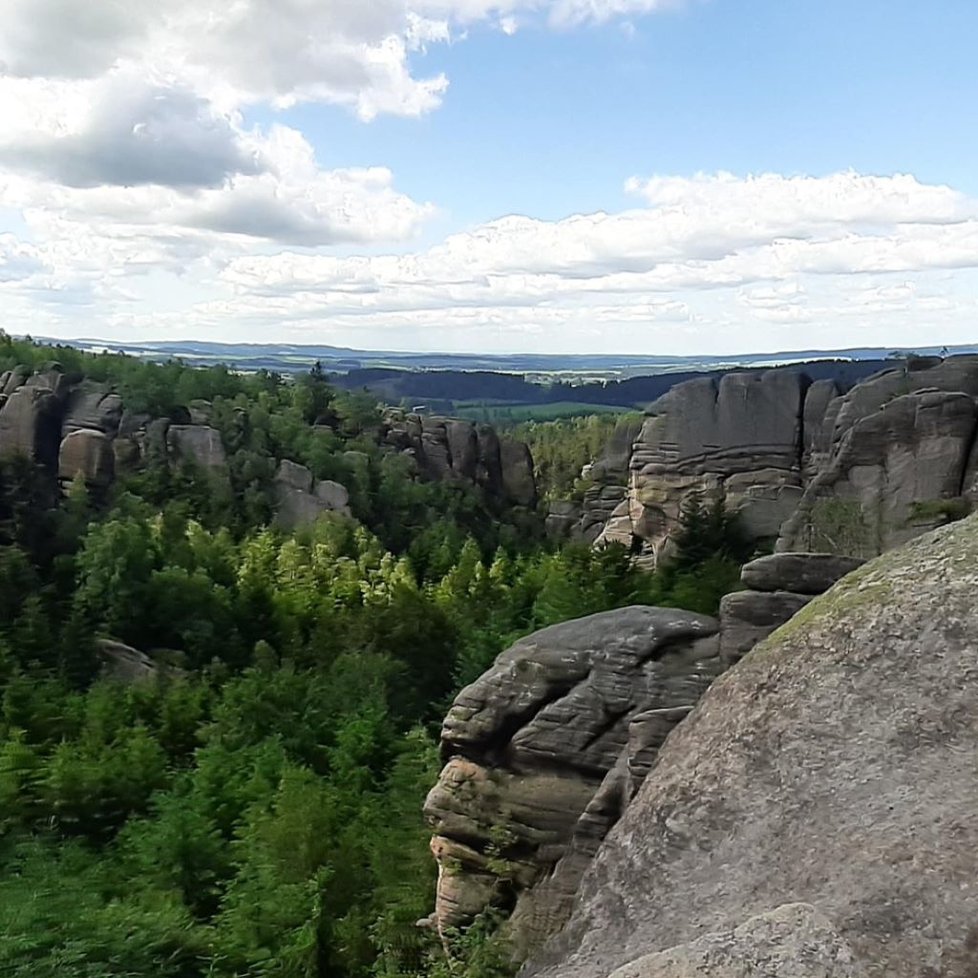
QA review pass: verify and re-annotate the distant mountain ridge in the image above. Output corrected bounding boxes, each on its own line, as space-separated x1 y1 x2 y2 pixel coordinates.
39 337 978 379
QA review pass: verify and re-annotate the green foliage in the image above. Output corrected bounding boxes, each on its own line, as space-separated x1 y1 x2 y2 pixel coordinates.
0 339 756 978
510 413 642 500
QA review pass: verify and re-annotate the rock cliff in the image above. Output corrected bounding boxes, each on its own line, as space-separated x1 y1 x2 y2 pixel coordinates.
0 365 535 519
525 514 978 978
580 356 978 564
424 552 856 955
383 410 537 508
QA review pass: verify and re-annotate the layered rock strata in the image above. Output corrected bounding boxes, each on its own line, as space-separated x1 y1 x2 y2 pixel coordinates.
581 356 978 564
424 552 857 954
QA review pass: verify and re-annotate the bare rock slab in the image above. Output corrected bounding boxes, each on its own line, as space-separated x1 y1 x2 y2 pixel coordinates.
739 553 865 594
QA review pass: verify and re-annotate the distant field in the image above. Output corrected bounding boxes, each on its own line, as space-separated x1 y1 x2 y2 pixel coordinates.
453 401 631 422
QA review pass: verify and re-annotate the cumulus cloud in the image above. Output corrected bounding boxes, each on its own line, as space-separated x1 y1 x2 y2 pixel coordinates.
193 170 978 350
0 73 263 189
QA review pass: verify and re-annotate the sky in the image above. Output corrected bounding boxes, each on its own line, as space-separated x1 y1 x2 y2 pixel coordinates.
1 0 978 355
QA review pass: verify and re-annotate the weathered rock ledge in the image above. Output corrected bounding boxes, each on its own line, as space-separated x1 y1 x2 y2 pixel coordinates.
424 552 858 955
525 514 978 978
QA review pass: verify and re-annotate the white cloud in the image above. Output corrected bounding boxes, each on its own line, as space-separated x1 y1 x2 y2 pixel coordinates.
0 73 263 189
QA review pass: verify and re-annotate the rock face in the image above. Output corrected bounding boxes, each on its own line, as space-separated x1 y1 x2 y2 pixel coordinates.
273 459 352 529
384 410 536 506
58 429 115 487
606 904 866 978
166 425 228 472
602 370 808 562
577 356 978 566
739 553 865 594
777 389 978 555
424 554 859 954
424 607 723 950
527 515 978 978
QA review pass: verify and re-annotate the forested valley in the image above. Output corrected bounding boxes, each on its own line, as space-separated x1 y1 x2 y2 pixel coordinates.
0 334 750 977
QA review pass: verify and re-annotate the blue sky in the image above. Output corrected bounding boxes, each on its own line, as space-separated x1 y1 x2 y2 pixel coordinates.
304 0 978 225
1 0 977 354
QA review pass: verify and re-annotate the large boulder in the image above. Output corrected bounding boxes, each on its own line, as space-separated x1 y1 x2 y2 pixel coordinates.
527 515 978 978
424 607 722 947
740 553 865 594
62 381 124 435
273 459 352 529
166 425 227 472
58 429 114 487
0 385 64 466
500 438 537 507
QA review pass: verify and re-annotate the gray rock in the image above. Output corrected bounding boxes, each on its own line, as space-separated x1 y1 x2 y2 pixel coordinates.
0 385 63 466
778 389 977 556
500 438 537 506
607 903 866 978
527 515 978 978
426 606 722 946
740 553 865 594
802 379 841 469
58 429 114 487
273 459 352 529
166 425 227 471
314 479 350 511
620 369 807 562
62 381 124 435
718 589 811 665
2 365 28 396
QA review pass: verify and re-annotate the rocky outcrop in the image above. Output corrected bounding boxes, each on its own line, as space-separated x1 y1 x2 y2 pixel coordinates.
527 515 978 978
579 356 978 566
606 904 866 978
424 607 723 947
166 424 228 472
600 370 808 562
96 638 185 682
62 381 123 436
0 367 67 467
273 459 352 529
383 410 536 506
58 429 115 488
739 553 865 594
777 389 978 555
425 552 868 955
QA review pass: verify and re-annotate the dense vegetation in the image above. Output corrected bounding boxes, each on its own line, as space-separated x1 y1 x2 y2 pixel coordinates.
509 414 643 500
0 335 750 977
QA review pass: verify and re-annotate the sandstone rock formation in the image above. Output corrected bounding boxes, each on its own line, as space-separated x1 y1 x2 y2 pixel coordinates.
777 389 977 555
424 552 856 954
606 904 866 978
166 424 228 472
578 356 978 566
424 607 723 945
383 410 536 506
273 459 352 529
598 370 808 562
527 515 978 978
58 429 115 488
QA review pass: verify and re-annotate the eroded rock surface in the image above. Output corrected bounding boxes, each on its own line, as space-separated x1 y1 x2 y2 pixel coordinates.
384 411 536 506
424 607 723 946
606 904 866 978
273 459 352 529
777 389 978 555
527 515 978 978
576 356 978 565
